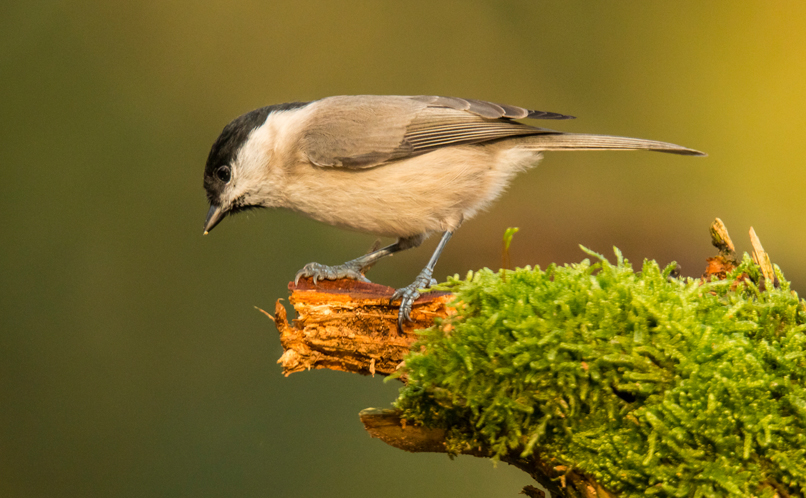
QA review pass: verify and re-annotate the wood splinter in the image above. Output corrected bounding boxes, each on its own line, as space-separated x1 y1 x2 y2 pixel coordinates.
703 217 738 279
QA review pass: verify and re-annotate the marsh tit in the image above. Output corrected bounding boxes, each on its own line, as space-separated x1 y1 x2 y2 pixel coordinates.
202 95 704 331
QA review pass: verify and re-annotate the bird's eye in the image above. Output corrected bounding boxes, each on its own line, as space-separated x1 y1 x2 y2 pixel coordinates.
215 165 232 183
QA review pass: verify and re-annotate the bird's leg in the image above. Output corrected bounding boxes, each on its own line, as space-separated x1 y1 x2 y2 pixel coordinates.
392 230 453 331
295 234 425 285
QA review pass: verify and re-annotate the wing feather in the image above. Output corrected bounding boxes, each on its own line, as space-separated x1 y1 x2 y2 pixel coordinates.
299 95 569 169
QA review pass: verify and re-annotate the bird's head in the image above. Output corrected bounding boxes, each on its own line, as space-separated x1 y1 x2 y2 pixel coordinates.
202 102 312 234
202 107 274 234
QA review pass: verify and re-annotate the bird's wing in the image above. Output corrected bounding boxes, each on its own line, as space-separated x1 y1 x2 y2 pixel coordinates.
298 95 572 169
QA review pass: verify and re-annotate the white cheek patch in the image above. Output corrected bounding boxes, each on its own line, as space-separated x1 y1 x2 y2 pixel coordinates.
228 106 318 208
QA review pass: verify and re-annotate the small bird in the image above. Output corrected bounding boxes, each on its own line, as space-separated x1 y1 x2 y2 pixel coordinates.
202 95 704 330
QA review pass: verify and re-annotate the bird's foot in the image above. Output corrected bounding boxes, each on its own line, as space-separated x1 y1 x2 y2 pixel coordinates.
294 261 371 285
392 269 438 331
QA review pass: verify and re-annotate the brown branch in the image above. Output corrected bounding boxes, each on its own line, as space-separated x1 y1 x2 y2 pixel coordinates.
359 408 613 498
274 278 453 377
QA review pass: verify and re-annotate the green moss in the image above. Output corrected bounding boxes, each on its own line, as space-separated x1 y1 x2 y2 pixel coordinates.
394 248 806 497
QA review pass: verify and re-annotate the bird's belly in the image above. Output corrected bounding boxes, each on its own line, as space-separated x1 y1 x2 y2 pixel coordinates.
283 145 542 237
288 172 456 237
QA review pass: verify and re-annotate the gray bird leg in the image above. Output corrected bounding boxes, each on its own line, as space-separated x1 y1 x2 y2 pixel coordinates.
295 234 425 285
392 230 454 332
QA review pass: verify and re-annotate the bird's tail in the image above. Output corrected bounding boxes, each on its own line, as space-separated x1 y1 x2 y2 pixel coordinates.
521 133 705 156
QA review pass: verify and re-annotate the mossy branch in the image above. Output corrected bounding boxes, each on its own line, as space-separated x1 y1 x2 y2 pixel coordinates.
269 219 806 498
271 273 607 496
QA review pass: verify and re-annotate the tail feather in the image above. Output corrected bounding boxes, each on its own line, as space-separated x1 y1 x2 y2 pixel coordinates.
523 133 706 156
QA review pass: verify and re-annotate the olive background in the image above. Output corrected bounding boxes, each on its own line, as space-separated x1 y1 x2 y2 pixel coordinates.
2 2 805 497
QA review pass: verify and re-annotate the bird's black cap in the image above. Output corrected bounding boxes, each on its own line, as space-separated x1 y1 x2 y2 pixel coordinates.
203 101 311 204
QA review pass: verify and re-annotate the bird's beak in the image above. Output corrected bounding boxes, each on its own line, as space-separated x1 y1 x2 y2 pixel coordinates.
203 204 226 235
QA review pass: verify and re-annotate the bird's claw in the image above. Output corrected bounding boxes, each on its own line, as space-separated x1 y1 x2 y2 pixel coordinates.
294 261 371 286
392 270 435 332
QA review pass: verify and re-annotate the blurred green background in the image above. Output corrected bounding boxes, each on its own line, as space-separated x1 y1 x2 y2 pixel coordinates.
2 1 805 496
